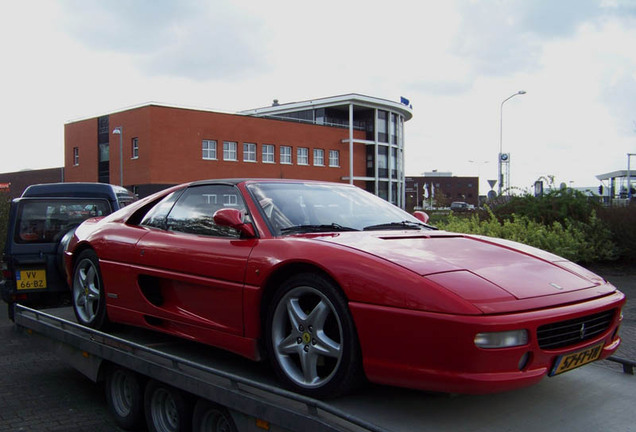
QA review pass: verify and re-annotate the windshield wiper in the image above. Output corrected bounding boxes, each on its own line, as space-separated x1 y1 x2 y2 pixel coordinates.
280 223 359 235
363 220 430 231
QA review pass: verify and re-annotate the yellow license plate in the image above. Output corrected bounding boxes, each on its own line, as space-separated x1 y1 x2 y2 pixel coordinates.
550 342 604 376
16 269 47 290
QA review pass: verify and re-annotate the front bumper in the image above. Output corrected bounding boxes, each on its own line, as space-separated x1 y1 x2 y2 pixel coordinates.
350 291 625 394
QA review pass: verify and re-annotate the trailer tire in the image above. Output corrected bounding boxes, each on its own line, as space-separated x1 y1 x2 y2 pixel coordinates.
192 399 238 432
71 249 109 329
105 366 144 430
144 380 192 432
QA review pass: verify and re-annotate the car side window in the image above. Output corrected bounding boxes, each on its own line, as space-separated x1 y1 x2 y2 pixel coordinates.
164 185 247 238
140 191 182 229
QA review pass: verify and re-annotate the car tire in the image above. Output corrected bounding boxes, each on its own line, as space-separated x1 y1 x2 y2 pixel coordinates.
71 249 109 329
192 399 238 432
104 366 145 430
265 272 362 399
144 380 192 432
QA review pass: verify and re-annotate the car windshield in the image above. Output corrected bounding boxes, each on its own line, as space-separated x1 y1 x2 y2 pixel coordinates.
247 182 432 236
15 198 111 244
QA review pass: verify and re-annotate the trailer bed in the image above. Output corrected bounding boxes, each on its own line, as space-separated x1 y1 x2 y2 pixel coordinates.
14 305 635 432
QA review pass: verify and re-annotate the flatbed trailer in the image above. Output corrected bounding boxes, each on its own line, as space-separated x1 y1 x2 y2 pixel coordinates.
14 304 635 432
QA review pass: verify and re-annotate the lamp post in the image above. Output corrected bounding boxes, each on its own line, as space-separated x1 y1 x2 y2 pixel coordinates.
628 153 635 200
112 126 123 186
498 90 526 196
468 160 489 196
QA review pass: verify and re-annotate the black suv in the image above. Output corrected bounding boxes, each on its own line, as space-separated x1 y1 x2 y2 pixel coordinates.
1 183 136 318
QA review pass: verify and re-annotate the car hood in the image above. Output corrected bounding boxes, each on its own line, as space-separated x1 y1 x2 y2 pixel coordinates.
314 231 606 300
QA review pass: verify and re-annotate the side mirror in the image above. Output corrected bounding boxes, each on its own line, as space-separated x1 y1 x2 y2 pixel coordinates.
213 208 256 238
413 211 430 224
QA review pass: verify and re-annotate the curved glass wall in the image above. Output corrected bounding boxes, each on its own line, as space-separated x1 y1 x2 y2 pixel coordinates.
244 96 411 208
364 108 406 206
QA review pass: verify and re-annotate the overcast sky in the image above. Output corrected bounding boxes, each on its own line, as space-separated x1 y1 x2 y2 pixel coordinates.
1 0 635 194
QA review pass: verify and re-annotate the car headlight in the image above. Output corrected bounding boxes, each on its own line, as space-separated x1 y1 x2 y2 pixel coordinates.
474 330 528 349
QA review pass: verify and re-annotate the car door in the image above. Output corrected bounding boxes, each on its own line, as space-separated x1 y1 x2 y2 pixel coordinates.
134 184 257 336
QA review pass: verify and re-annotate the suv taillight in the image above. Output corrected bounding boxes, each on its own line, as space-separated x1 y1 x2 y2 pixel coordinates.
1 261 12 280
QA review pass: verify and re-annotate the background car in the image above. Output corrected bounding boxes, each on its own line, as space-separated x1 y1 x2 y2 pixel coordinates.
1 183 136 319
65 179 625 398
450 201 475 212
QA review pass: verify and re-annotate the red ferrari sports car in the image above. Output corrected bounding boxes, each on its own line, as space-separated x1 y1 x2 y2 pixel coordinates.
65 179 625 398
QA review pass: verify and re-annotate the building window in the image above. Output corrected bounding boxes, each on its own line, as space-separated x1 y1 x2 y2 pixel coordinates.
313 149 325 166
377 146 388 177
73 147 79 166
131 138 139 159
223 141 237 161
223 194 238 206
390 113 398 144
202 140 217 160
263 144 275 163
243 143 256 162
280 146 292 164
297 147 309 165
377 110 388 143
329 150 340 167
390 148 397 179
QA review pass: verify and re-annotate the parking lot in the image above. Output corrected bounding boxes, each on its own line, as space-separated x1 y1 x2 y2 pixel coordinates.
0 264 634 432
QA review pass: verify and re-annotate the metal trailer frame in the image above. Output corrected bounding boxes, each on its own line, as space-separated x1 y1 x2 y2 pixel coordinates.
14 304 386 432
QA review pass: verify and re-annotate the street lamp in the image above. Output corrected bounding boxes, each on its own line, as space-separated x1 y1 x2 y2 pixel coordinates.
112 126 123 186
628 153 635 200
498 90 526 196
468 160 489 195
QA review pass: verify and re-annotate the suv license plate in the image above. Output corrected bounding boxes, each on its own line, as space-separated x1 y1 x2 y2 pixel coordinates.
550 342 604 376
16 270 47 290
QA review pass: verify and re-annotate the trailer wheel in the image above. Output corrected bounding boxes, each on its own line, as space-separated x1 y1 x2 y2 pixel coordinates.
71 249 109 329
105 367 144 430
144 380 192 432
192 400 238 432
266 272 362 398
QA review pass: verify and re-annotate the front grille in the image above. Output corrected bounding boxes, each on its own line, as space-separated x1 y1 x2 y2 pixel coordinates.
537 310 615 350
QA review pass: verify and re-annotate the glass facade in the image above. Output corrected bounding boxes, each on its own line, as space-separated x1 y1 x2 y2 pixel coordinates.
98 116 110 183
243 95 411 207
365 108 407 206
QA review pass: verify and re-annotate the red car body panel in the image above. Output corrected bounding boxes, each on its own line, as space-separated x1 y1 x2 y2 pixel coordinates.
65 180 626 394
351 291 623 394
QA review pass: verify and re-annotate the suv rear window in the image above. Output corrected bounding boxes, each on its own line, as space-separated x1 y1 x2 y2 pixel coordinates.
15 199 111 244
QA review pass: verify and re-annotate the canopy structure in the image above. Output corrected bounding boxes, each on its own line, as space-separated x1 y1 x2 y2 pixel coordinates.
596 170 634 200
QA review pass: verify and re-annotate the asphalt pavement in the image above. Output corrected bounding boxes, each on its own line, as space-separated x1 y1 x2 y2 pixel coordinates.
0 303 126 432
590 264 636 364
0 265 634 432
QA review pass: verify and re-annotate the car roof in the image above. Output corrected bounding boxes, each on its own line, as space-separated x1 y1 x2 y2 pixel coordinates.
188 178 344 187
22 182 133 199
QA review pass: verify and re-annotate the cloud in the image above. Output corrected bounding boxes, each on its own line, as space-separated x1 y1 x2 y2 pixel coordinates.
59 0 270 81
451 0 612 77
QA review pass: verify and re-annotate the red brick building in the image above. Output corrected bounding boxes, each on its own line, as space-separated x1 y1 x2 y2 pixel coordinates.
64 94 413 203
0 167 64 199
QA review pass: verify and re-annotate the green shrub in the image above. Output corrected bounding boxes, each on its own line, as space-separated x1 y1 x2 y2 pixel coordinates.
0 193 9 277
597 206 636 263
493 188 601 225
435 207 618 263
